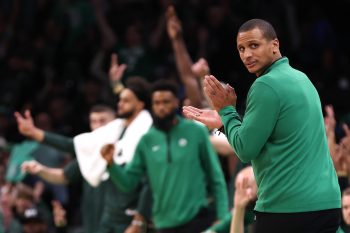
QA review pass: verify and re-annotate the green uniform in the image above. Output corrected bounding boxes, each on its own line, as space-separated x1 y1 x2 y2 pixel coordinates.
108 117 228 229
45 132 153 233
63 160 106 233
44 132 107 233
219 57 341 213
98 178 143 233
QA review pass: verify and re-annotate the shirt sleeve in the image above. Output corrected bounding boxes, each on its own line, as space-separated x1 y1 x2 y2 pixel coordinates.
207 211 232 233
198 125 229 220
63 159 83 184
107 140 146 193
136 178 153 221
43 131 75 155
219 82 280 162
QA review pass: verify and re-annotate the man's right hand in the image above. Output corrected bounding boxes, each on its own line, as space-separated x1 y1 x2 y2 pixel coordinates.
100 143 115 166
109 53 127 83
166 5 182 40
21 160 43 175
14 110 44 141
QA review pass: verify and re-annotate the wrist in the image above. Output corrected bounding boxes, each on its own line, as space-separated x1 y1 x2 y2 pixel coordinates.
131 219 145 228
31 128 44 142
110 80 124 94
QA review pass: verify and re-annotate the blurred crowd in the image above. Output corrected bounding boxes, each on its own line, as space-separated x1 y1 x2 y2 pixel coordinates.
1 0 350 233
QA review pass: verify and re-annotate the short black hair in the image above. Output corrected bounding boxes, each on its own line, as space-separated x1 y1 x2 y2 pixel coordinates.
238 19 277 41
125 77 151 109
89 104 115 115
151 79 179 97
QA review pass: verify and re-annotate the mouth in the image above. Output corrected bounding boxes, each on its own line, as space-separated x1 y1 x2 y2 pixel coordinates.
245 61 256 69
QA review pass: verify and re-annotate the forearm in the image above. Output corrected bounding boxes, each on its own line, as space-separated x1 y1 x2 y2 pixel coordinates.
213 180 229 219
28 128 45 142
206 151 229 219
230 207 245 233
219 106 257 162
136 181 153 221
171 38 203 108
210 135 235 157
107 163 140 193
38 167 68 185
43 132 75 154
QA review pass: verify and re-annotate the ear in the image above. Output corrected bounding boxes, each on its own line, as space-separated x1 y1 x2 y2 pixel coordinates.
272 39 279 54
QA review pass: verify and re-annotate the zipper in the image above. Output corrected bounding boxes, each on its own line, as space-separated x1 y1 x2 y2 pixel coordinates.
166 133 171 163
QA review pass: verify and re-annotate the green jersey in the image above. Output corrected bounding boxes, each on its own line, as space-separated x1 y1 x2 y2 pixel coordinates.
63 160 107 233
108 117 228 228
219 57 341 213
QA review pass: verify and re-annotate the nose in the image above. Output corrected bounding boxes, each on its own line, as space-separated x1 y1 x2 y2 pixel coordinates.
243 49 253 59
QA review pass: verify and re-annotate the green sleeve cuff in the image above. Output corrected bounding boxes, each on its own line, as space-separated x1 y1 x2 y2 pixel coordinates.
218 105 236 117
43 131 75 154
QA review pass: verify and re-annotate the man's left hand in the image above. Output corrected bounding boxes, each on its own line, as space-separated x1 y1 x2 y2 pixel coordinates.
203 75 237 112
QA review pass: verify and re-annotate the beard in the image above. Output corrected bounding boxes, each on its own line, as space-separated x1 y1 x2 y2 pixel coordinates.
152 110 177 132
117 109 135 119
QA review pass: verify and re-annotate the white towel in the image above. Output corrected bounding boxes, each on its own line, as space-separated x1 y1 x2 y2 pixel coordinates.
73 110 153 187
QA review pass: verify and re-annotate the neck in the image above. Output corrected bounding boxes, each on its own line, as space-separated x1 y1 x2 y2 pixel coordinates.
256 55 283 77
124 110 142 126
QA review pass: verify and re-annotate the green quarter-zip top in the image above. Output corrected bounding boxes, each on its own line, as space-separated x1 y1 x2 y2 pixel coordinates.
108 117 228 228
219 57 340 213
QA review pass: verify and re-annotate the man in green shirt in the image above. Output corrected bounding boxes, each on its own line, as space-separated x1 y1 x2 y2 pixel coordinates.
183 19 341 233
101 80 229 233
19 77 155 233
18 104 115 233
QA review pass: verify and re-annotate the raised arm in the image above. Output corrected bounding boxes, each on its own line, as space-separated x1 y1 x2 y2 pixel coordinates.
324 105 337 158
324 105 348 175
14 110 44 142
230 167 256 233
166 5 203 108
15 110 75 154
109 53 127 95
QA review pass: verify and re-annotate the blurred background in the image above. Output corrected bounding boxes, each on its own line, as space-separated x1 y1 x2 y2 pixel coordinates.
1 0 350 232
1 0 350 143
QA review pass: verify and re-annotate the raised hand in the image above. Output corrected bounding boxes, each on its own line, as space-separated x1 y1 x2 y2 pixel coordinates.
166 5 182 40
340 124 350 157
191 58 210 79
324 105 338 160
52 200 67 227
234 177 256 208
100 143 115 165
124 213 146 233
14 110 37 138
182 106 222 130
109 53 127 83
21 160 43 175
203 75 237 111
324 105 336 136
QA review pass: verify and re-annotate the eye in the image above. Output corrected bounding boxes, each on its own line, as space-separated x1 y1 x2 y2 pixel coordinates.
238 46 244 53
250 43 258 49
